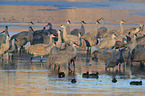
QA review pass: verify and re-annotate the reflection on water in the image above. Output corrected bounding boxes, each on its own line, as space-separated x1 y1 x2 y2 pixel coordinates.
0 52 145 96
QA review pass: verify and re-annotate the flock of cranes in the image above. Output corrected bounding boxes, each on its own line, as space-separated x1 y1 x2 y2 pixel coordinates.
0 17 145 73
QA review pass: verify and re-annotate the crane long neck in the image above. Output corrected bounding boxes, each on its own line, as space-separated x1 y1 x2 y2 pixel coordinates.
5 36 10 50
56 32 62 48
120 22 124 35
95 22 98 37
102 19 104 27
5 27 9 36
62 26 69 41
81 23 85 35
71 44 77 55
112 48 116 57
27 27 33 41
49 35 54 45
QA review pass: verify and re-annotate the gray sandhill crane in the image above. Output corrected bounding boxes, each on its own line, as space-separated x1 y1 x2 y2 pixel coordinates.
0 26 9 43
49 30 62 55
116 47 131 67
71 21 86 36
89 20 100 39
105 47 118 70
0 35 10 59
131 46 145 69
61 24 82 46
134 35 145 45
47 40 77 72
126 34 137 53
81 20 100 49
124 23 144 35
6 39 16 60
10 26 34 53
91 34 116 53
31 27 55 45
92 49 114 62
66 20 71 35
105 20 125 40
55 30 62 48
97 17 108 38
46 22 57 37
27 34 55 62
106 20 127 48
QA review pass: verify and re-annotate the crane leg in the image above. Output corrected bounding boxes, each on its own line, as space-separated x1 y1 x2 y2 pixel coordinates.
30 57 33 62
54 64 57 70
58 65 60 72
68 62 72 73
40 56 44 62
140 61 144 69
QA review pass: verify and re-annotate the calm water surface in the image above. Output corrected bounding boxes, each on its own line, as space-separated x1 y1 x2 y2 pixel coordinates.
0 0 145 96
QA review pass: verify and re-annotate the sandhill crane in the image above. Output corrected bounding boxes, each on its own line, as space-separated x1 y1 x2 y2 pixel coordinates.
97 17 108 38
131 46 145 69
71 21 86 36
6 39 16 60
0 26 9 43
49 30 62 55
10 26 34 53
55 30 62 48
66 20 71 35
31 27 54 45
47 40 77 72
126 34 137 53
46 22 57 37
124 23 144 35
0 35 10 60
105 20 125 39
61 24 82 46
91 34 116 53
81 20 99 49
27 34 55 62
105 47 118 70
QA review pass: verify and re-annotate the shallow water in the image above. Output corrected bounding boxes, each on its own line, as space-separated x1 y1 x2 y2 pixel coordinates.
0 0 145 96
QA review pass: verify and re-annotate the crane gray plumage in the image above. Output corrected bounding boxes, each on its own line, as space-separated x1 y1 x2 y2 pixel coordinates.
10 26 34 53
89 20 100 39
0 35 10 56
27 34 55 62
55 30 62 48
81 20 99 47
131 45 145 68
71 21 86 36
61 24 82 46
126 34 137 53
124 23 144 35
92 49 113 61
105 20 125 39
47 40 77 72
105 47 118 70
6 39 16 60
116 47 131 66
46 23 57 36
0 26 9 43
91 34 116 53
97 17 108 38
31 27 51 45
49 30 62 55
66 20 71 35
